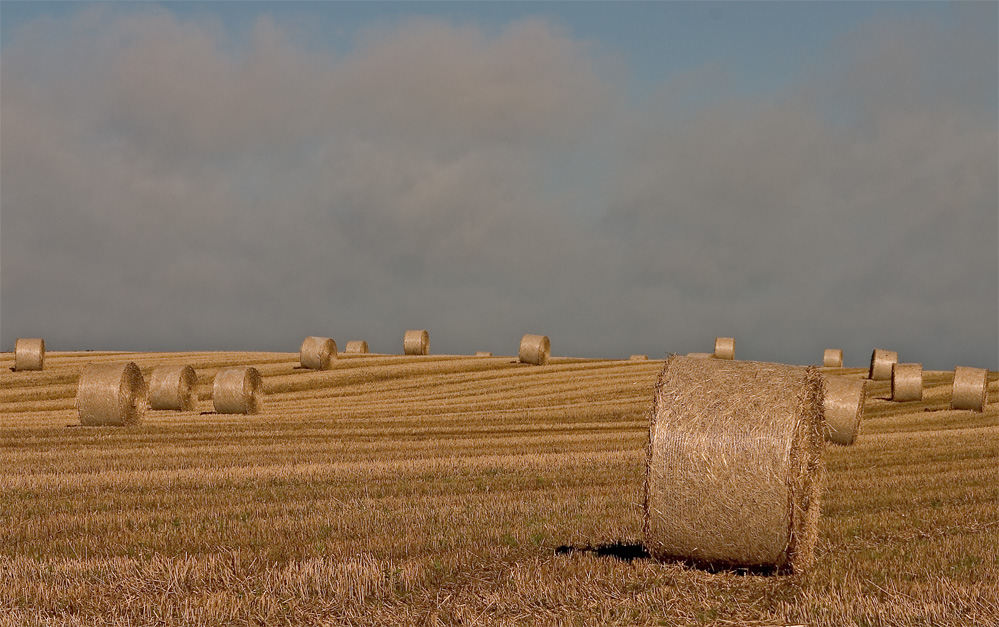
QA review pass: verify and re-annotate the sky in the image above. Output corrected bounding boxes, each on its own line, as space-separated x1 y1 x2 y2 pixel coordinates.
1 1 997 370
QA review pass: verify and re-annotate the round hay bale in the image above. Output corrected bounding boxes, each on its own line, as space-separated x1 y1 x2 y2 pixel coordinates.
868 348 898 380
345 340 369 354
213 367 263 414
14 338 45 371
77 362 146 426
403 330 429 356
823 376 865 445
891 363 922 402
630 355 649 361
686 352 713 359
519 334 551 366
148 365 197 411
952 366 988 412
822 349 844 368
475 351 493 357
644 356 824 572
713 337 735 360
300 337 337 370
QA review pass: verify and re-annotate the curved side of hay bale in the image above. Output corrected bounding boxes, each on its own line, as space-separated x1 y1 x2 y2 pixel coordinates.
713 337 735 360
345 341 369 354
519 334 551 366
868 349 898 380
403 330 429 356
823 349 844 368
77 362 146 426
823 376 865 445
148 365 197 411
300 337 337 370
952 366 988 412
213 367 263 414
686 352 712 359
891 363 922 402
475 351 493 357
14 338 45 371
630 355 649 361
644 356 825 573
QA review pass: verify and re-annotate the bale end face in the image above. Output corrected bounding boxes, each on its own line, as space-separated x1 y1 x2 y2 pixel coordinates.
404 330 429 356
891 363 923 402
869 348 898 380
300 337 337 370
14 338 45 371
77 362 146 426
952 366 988 412
822 349 844 368
519 334 551 366
213 367 263 414
643 356 824 573
713 337 735 360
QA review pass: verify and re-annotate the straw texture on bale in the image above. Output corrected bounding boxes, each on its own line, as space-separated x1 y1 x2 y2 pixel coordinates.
868 349 898 380
630 355 649 361
345 340 369 354
77 362 146 426
891 363 922 402
686 352 712 359
823 349 844 368
475 351 493 357
822 376 865 445
300 337 337 370
519 334 551 366
404 330 429 356
14 338 45 371
148 365 197 411
644 356 825 572
951 366 988 412
213 367 263 414
713 337 735 360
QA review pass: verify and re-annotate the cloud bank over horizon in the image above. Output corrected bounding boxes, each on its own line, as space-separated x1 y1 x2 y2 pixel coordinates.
2 4 996 369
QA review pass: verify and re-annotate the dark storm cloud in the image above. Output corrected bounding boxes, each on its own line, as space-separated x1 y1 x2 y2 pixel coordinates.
1 5 995 369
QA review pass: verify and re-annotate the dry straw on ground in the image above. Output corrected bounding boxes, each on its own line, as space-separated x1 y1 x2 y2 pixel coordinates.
475 351 493 357
891 363 923 402
686 352 712 359
300 337 337 370
404 330 429 356
77 362 146 426
713 337 735 360
823 349 844 368
644 356 825 573
213 367 263 414
823 376 865 445
869 348 898 380
148 365 197 411
345 341 369 354
951 366 988 412
13 338 45 371
519 334 551 366
630 355 649 361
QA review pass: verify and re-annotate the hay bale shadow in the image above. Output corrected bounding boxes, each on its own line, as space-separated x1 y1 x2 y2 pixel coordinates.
554 542 780 575
554 542 649 562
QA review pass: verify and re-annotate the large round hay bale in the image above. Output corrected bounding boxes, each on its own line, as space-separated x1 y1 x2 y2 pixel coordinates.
14 338 45 371
148 365 197 411
823 376 865 445
475 351 493 357
952 366 988 412
644 356 824 572
300 337 337 370
713 337 735 360
77 362 146 426
519 334 551 366
823 349 844 368
403 330 429 356
213 367 263 414
630 355 649 361
868 349 898 380
891 363 922 402
345 340 369 354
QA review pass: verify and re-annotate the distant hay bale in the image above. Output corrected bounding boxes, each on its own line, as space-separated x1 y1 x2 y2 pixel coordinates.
519 334 551 366
403 330 429 356
148 365 197 411
891 363 922 402
868 349 898 380
475 351 493 357
823 376 865 445
345 341 369 354
300 337 337 370
213 367 263 414
630 355 649 361
686 352 713 359
77 362 146 426
644 356 824 573
823 349 844 368
952 366 988 412
14 338 45 371
713 337 735 360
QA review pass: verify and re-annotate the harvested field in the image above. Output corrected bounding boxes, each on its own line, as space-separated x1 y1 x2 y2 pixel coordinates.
1 352 998 626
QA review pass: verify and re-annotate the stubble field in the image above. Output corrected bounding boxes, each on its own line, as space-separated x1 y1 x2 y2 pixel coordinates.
1 349 997 626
